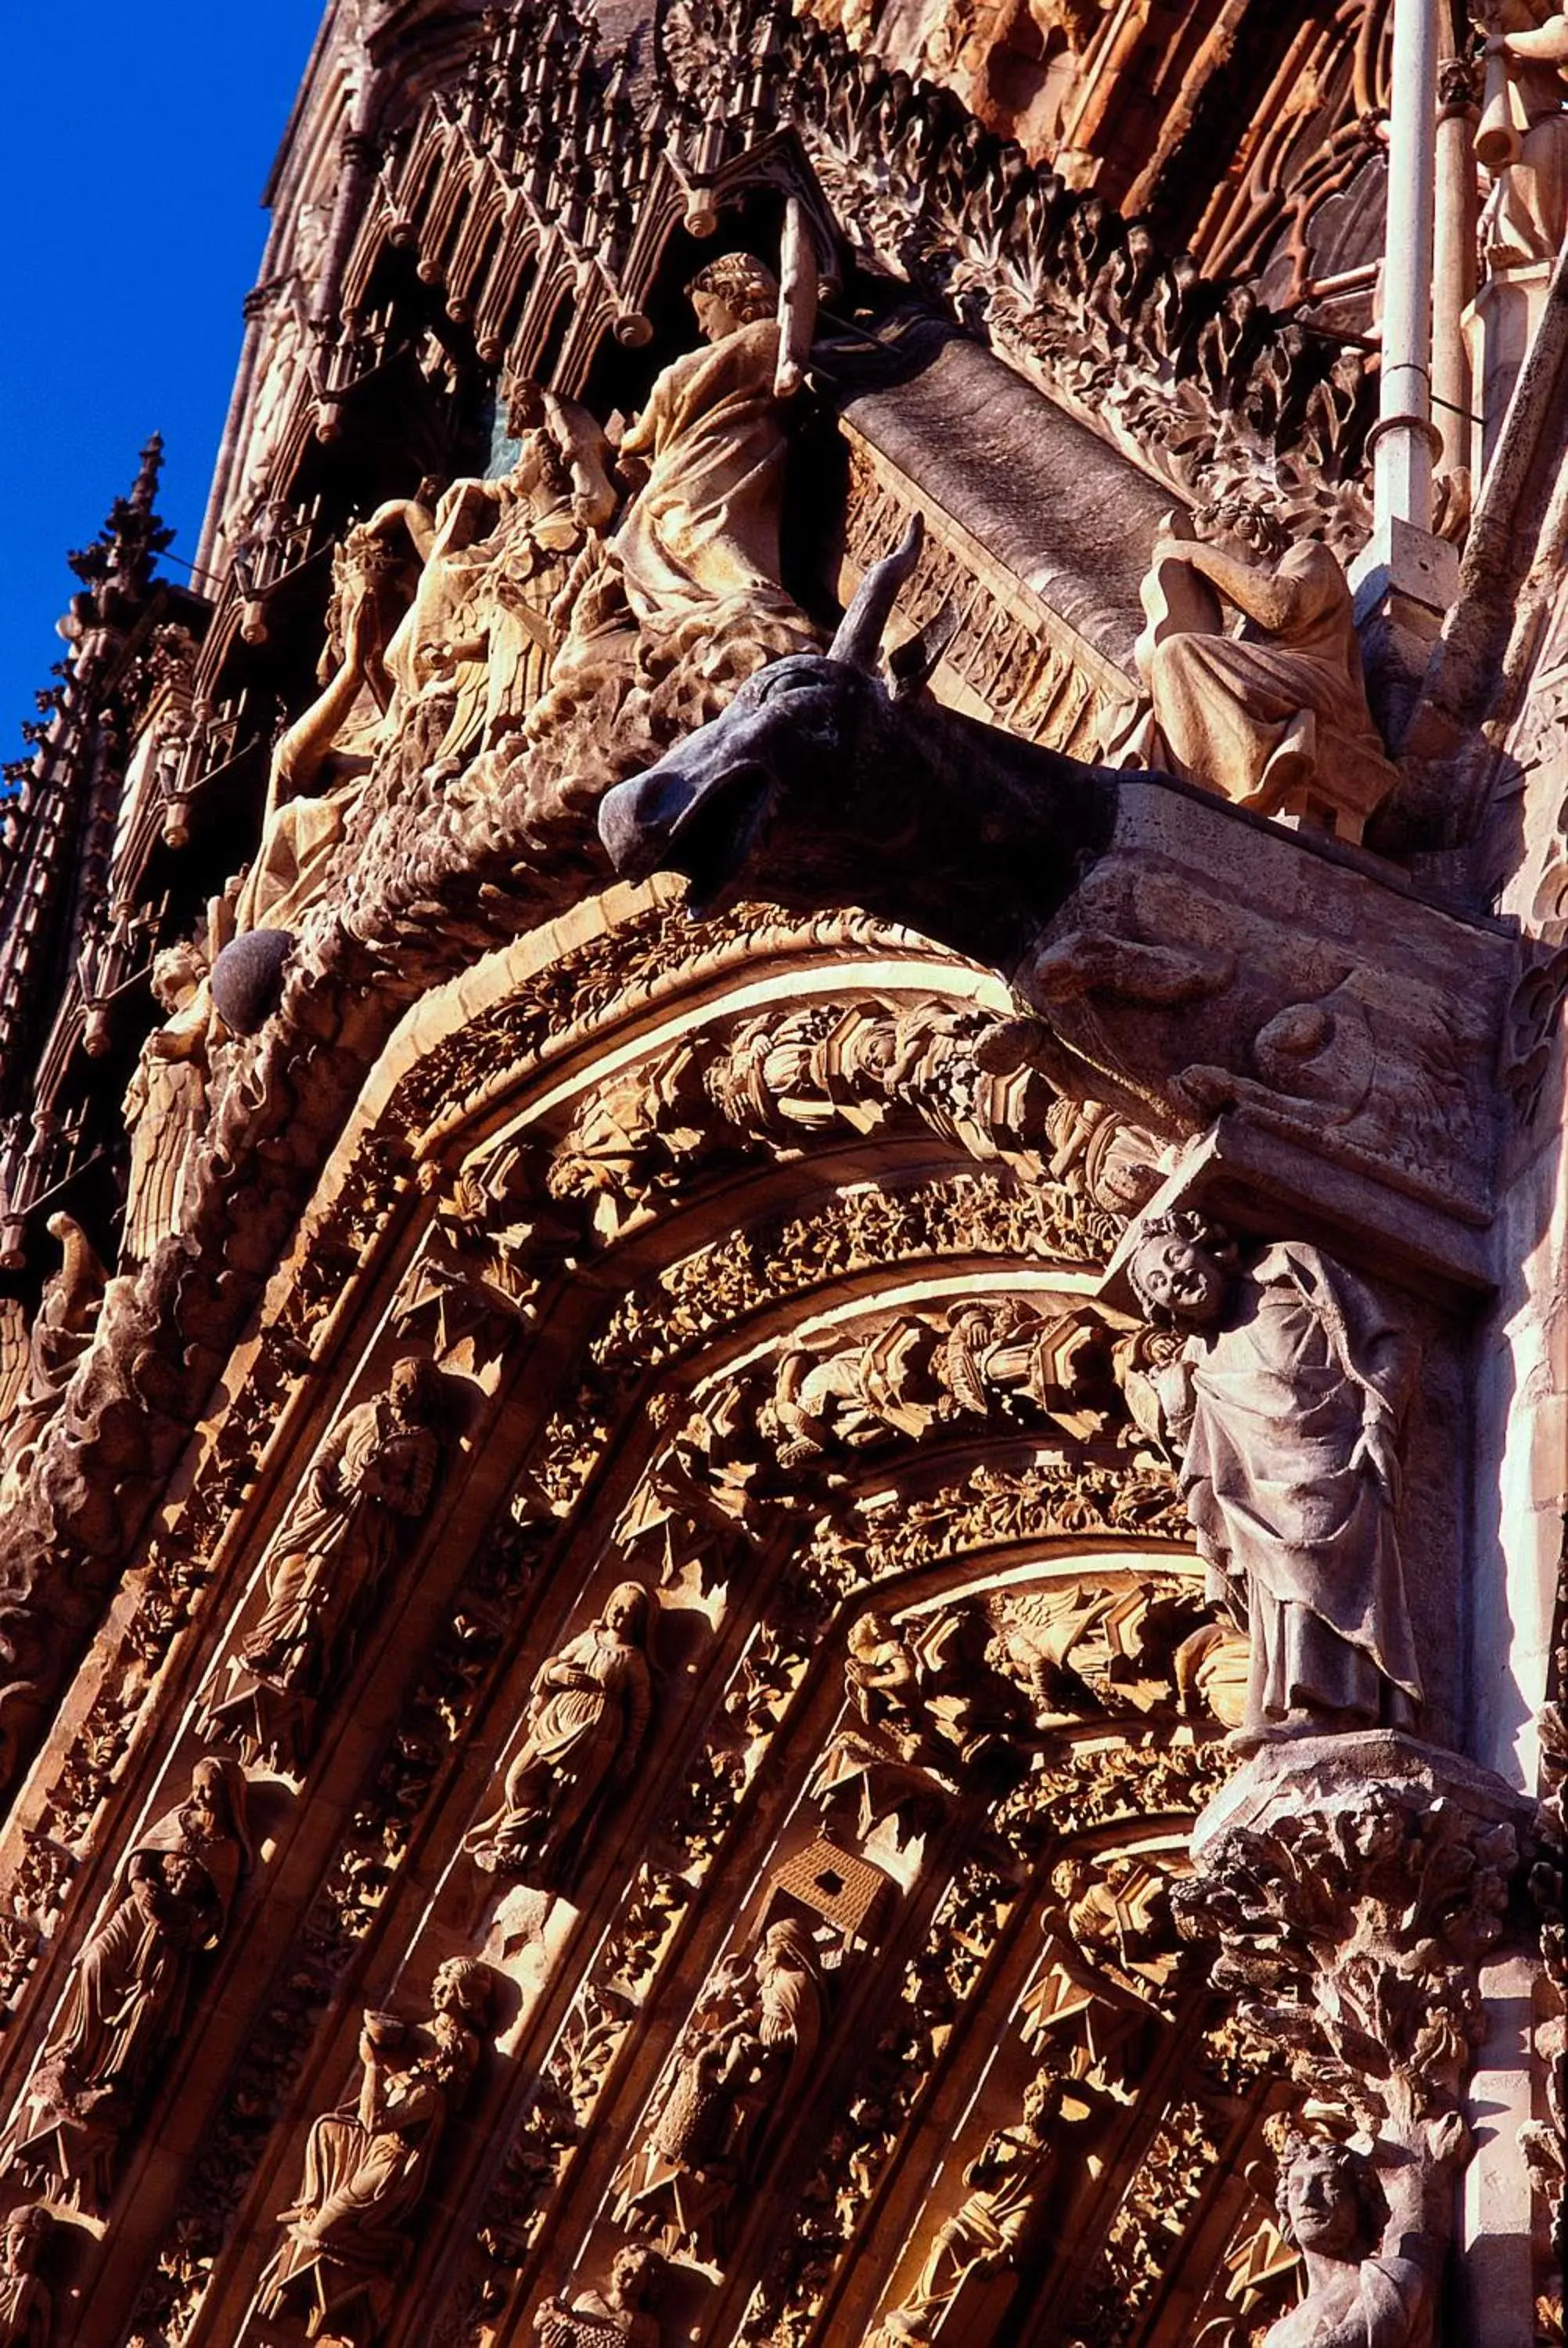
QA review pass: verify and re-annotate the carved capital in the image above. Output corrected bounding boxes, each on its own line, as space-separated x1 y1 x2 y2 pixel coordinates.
1175 1734 1528 2140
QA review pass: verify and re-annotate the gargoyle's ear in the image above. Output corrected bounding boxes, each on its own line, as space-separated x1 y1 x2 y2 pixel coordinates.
829 512 924 672
889 596 959 700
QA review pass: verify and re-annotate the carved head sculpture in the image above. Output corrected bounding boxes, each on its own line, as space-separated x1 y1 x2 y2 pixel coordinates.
431 1954 491 2030
182 1753 254 1863
1126 1211 1239 1329
1050 1855 1090 1905
602 1580 655 1648
0 2205 48 2277
1275 2134 1388 2260
149 937 206 1014
755 1917 821 2042
686 252 779 339
608 2243 665 2313
388 1352 442 1425
1020 2055 1068 2130
598 515 1118 966
847 1610 898 1662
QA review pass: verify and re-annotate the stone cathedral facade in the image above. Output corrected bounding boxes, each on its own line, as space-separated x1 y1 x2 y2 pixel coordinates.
0 2 1562 2345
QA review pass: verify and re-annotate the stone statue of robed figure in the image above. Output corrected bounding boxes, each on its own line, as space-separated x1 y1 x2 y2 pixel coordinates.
1127 1212 1422 1742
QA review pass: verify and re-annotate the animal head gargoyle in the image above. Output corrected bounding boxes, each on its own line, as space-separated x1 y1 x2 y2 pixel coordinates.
598 516 966 920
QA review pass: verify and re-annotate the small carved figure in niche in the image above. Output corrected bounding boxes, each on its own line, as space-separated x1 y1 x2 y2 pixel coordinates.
845 1612 930 1759
0 1214 105 1511
611 1917 822 2263
535 2243 666 2348
0 2207 52 2348
874 2062 1068 2343
257 1958 491 2345
1116 513 1394 840
1127 1212 1421 1744
465 1582 656 1884
1050 1854 1178 1992
1264 2126 1458 2348
200 1356 444 1770
120 938 209 1269
1479 5 1568 267
2 1758 251 2208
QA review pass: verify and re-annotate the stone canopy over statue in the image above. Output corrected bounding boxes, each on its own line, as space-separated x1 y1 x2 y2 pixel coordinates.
1126 1212 1422 1742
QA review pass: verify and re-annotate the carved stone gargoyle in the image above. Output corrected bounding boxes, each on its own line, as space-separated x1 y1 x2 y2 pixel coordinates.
599 519 1517 1264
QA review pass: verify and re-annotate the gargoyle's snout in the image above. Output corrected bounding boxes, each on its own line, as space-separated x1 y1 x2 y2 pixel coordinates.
599 720 775 917
599 762 696 883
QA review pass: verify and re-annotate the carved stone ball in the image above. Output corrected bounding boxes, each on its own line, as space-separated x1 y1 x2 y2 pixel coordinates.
210 928 294 1035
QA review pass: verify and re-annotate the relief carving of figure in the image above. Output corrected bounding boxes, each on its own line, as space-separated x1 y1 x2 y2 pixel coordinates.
534 2244 666 2348
464 1581 656 1885
874 2063 1067 2343
1479 4 1568 267
0 1213 106 1512
1114 513 1394 841
229 499 433 942
257 1957 491 2345
610 1916 822 2263
120 938 209 1268
1127 1212 1421 1744
2 1758 251 2207
1264 2127 1459 2348
380 388 615 780
0 2207 52 2348
199 1356 444 1770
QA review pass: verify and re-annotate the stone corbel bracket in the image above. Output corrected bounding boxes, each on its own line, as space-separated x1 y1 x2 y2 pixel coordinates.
1174 1731 1532 2153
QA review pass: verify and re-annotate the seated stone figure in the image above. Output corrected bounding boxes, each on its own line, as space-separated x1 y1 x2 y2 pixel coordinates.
257 1959 490 2345
1113 512 1396 843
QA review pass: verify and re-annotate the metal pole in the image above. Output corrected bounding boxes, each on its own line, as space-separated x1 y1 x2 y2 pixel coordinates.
1371 0 1442 533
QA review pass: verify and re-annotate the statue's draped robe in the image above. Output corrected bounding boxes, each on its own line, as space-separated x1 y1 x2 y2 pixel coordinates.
1172 1244 1421 1723
1480 54 1568 265
261 2062 454 2322
1148 542 1387 800
612 317 807 641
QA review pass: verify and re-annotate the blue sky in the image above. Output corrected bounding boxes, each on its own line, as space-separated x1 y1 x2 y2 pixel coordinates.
1 5 325 769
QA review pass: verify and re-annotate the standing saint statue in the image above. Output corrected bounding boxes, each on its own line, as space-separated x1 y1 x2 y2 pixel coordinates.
2 1757 251 2208
464 1581 656 1885
1127 1212 1422 1742
257 1957 491 2345
200 1355 444 1769
537 252 817 730
120 938 209 1269
873 2064 1067 2343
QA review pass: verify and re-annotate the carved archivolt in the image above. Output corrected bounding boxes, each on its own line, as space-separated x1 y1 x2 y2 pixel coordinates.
0 883 1312 2348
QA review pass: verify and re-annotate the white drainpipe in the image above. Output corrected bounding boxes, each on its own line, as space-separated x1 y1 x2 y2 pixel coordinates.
1370 0 1442 535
